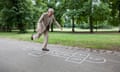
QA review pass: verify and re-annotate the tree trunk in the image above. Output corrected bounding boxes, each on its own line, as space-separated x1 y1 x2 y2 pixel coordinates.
96 21 98 32
89 0 93 33
89 16 94 33
72 16 75 32
18 23 26 33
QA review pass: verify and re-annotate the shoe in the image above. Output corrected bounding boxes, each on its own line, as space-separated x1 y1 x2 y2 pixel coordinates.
42 48 49 51
31 34 33 40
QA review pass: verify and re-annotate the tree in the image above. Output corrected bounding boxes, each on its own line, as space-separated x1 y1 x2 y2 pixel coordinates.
89 0 94 33
92 2 110 31
116 0 120 32
0 0 15 32
0 0 33 33
108 0 120 32
63 0 88 32
14 0 33 33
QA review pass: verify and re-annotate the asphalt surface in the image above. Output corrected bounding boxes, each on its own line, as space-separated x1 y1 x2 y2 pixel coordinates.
0 38 120 72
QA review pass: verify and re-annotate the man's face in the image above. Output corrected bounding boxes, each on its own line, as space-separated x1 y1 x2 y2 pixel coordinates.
48 11 53 17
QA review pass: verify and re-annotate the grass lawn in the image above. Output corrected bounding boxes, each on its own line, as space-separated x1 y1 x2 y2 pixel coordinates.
0 32 120 51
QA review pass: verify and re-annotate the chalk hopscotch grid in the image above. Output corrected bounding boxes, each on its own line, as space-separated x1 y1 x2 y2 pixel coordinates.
25 48 106 64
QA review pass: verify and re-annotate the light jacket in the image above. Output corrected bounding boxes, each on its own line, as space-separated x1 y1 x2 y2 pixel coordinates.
36 13 62 33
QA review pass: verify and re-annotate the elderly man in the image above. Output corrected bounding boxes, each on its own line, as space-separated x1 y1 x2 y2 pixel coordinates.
31 8 62 51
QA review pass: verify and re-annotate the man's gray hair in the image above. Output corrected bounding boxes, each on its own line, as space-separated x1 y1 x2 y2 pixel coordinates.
48 8 54 13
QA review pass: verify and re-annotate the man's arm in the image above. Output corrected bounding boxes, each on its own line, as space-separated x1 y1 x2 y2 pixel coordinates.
37 13 45 23
53 15 62 30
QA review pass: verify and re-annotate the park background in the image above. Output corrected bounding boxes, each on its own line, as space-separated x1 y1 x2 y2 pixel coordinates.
0 0 120 51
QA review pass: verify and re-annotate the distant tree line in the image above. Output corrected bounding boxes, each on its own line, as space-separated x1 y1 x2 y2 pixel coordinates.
0 0 120 33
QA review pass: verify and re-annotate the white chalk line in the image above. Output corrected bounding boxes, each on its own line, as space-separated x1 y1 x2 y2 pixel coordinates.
26 49 106 64
48 50 73 58
65 52 78 63
65 52 90 64
85 57 106 63
79 53 90 64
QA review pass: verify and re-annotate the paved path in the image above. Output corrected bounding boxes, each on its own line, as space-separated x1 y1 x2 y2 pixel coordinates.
0 38 120 72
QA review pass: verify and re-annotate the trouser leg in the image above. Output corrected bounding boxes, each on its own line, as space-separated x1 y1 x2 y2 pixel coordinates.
42 30 48 48
33 31 42 39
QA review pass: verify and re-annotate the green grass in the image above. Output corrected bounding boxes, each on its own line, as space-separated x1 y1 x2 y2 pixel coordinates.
0 32 120 51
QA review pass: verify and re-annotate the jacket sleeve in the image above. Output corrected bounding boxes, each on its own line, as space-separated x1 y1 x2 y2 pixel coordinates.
36 13 45 31
53 15 62 29
37 13 45 23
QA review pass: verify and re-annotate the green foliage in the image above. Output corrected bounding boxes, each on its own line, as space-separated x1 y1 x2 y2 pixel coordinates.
0 0 34 33
0 0 15 32
15 0 33 33
0 0 120 32
108 0 120 27
93 2 110 21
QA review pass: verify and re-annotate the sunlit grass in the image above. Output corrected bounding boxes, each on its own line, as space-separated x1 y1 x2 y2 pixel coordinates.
0 32 120 51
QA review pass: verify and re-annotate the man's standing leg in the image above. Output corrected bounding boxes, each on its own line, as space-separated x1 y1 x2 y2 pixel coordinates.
42 30 49 51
